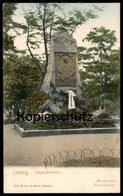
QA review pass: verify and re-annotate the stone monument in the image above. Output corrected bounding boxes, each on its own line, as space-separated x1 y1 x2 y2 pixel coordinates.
41 32 82 100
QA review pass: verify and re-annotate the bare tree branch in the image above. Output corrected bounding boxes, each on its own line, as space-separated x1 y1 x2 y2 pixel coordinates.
26 24 42 73
49 5 56 42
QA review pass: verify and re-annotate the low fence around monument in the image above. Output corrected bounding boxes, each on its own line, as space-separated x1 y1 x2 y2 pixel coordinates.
18 118 120 131
14 114 120 137
43 148 120 167
14 123 119 137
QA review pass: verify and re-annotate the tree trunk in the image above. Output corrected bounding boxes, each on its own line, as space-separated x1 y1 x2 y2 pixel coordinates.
100 79 105 109
101 94 104 109
41 4 49 85
8 107 12 124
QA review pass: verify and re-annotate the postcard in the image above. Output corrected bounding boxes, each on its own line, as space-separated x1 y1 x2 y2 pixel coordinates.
3 2 120 193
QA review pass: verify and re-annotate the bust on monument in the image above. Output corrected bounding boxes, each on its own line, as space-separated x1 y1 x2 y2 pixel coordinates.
57 56 74 81
56 53 76 87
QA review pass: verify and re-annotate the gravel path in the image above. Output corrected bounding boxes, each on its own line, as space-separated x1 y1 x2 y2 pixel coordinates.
4 124 120 166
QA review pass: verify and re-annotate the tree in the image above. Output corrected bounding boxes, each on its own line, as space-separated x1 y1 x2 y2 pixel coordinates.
3 3 36 122
21 3 103 88
3 3 26 57
3 3 17 53
79 27 120 110
3 55 40 122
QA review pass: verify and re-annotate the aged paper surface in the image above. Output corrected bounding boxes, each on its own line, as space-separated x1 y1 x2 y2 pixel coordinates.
3 2 120 193
4 167 120 193
4 124 120 193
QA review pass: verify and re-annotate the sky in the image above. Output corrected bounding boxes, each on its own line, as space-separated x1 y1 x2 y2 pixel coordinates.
11 3 120 55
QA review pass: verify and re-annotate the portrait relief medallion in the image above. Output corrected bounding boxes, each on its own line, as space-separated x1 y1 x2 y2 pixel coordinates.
55 53 77 87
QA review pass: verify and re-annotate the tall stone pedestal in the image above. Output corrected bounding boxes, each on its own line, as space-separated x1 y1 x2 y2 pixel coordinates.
41 32 82 100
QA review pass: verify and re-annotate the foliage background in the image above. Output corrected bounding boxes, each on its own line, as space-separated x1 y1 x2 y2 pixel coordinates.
3 3 120 124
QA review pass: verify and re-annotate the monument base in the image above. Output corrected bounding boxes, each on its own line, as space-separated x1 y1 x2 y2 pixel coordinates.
14 124 119 138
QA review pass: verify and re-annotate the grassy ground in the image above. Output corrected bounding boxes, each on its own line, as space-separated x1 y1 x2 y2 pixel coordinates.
57 156 120 167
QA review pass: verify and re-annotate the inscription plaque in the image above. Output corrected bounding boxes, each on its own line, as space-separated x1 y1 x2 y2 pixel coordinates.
55 53 77 87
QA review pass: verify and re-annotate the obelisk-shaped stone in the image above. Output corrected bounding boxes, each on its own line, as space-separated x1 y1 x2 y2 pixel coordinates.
41 32 82 99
